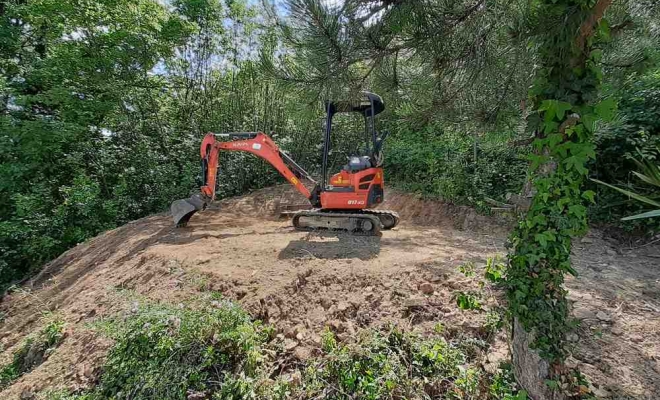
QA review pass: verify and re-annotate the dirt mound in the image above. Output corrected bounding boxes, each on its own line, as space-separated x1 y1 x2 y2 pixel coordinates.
0 185 658 399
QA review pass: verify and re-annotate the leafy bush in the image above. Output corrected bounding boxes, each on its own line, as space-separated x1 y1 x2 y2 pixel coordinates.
593 151 660 221
591 68 660 233
385 126 528 208
456 292 482 311
83 301 275 399
489 364 528 400
484 256 507 284
298 327 518 399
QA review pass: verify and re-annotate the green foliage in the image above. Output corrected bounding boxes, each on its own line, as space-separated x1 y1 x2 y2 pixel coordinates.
0 0 195 288
0 316 65 390
386 127 528 207
506 0 613 366
0 0 313 290
489 364 528 400
593 151 660 220
484 310 505 335
299 327 519 399
80 300 275 399
271 0 534 128
590 67 660 232
52 299 522 400
456 292 482 311
459 261 476 278
484 256 507 284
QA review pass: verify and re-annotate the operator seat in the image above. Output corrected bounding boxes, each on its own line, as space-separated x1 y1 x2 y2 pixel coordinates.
344 155 373 172
342 129 389 172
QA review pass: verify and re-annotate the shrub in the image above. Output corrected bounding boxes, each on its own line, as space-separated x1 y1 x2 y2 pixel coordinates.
86 301 274 399
385 126 528 208
301 327 496 399
591 68 660 233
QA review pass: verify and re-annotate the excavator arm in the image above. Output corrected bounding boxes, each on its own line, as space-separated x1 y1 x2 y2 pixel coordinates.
171 132 316 226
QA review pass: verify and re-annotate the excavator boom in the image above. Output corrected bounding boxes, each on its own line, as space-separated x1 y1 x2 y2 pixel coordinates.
171 132 316 227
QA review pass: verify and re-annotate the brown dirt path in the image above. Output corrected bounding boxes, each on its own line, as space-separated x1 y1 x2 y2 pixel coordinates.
0 185 658 399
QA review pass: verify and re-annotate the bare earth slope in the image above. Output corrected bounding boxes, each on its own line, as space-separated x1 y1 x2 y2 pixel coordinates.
0 185 658 399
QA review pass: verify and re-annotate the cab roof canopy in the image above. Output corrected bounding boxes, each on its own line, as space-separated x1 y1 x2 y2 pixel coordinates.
326 91 384 117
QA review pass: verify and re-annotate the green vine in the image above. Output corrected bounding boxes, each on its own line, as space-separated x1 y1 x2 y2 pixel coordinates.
506 0 614 364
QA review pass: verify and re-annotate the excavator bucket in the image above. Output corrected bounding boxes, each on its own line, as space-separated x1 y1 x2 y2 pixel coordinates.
171 194 208 227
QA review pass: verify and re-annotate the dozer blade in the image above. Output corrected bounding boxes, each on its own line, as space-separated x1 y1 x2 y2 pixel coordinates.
171 194 208 227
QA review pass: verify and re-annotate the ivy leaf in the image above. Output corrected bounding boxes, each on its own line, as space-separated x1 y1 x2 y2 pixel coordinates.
581 190 595 203
543 120 559 134
545 380 560 389
539 100 572 122
540 100 556 122
546 133 563 148
555 101 572 120
528 154 546 171
568 204 586 218
590 48 604 63
563 156 589 175
534 233 547 247
595 98 617 122
597 19 611 42
581 114 597 133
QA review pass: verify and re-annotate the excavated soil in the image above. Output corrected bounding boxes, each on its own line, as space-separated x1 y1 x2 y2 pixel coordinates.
0 185 658 399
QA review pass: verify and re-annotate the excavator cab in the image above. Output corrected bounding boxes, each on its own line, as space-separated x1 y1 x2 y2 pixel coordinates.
324 92 387 176
171 91 399 235
311 92 390 207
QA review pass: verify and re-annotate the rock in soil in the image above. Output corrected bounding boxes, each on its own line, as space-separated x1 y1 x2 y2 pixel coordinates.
319 297 333 310
404 297 426 308
419 282 434 295
293 346 312 361
284 339 299 351
610 326 624 336
629 334 644 343
326 319 345 333
596 311 611 322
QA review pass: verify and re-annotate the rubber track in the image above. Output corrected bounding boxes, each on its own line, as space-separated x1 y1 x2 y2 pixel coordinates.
322 209 400 230
362 209 400 230
292 211 382 236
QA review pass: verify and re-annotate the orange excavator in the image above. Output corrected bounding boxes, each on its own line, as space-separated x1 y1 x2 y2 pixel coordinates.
171 91 399 235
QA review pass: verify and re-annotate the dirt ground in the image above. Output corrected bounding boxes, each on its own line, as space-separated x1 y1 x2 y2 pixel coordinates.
0 185 658 399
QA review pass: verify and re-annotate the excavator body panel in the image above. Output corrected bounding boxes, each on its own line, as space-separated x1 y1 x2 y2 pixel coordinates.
322 167 384 209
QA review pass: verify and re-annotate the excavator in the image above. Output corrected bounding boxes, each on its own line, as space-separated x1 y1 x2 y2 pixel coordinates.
170 91 399 235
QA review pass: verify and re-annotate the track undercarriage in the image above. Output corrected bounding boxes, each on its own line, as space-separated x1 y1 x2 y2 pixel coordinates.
292 209 399 235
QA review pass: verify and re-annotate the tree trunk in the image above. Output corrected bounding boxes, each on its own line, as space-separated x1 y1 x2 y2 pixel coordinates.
512 318 565 400
511 148 563 400
509 0 612 396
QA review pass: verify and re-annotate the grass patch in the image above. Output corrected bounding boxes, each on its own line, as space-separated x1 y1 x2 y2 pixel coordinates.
0 316 65 390
51 299 523 399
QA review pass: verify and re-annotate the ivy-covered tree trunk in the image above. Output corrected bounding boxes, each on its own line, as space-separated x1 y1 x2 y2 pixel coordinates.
507 0 613 398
